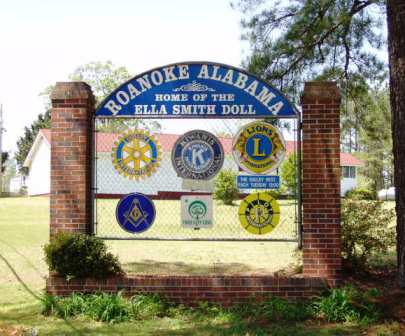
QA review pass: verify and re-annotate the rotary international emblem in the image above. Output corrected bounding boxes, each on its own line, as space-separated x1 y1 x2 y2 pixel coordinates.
116 193 156 234
112 130 161 180
239 192 280 235
232 121 286 175
172 130 224 180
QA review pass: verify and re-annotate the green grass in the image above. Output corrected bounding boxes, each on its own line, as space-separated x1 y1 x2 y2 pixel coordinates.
0 196 401 335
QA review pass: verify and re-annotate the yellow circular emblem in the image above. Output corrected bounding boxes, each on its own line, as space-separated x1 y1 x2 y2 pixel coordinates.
232 121 286 174
239 192 280 235
111 130 161 180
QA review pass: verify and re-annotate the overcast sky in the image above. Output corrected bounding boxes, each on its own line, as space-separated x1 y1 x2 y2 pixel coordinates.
0 0 247 152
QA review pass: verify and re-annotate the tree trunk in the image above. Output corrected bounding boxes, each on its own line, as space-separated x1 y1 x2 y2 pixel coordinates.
387 0 405 288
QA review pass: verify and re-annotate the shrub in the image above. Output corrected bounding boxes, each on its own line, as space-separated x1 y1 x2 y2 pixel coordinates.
44 232 123 280
41 292 132 323
341 200 396 268
131 294 168 319
85 292 132 323
214 169 239 205
345 188 375 200
281 153 298 196
314 285 381 324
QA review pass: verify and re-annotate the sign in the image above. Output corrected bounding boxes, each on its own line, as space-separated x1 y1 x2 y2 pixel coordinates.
181 195 213 229
239 192 280 235
112 130 161 180
96 62 297 118
172 130 224 180
237 175 280 189
233 121 286 175
116 193 156 233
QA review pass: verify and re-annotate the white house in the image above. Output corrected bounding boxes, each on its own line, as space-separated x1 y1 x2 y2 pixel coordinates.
23 129 363 196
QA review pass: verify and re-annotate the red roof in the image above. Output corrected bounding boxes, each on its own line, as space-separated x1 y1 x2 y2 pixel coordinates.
39 129 363 166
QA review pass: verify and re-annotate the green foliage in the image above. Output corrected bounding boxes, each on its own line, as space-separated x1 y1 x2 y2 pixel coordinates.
341 200 396 268
345 187 375 200
15 110 51 173
1 152 9 174
234 0 386 97
231 296 312 322
214 169 239 205
44 233 123 280
131 294 168 319
41 292 131 323
314 285 381 324
69 60 131 104
84 292 131 323
41 287 382 326
281 153 297 196
357 89 393 192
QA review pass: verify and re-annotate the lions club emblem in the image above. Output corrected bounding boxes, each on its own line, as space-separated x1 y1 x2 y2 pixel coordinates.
172 130 224 180
232 121 286 175
115 193 156 234
112 130 161 180
239 192 280 235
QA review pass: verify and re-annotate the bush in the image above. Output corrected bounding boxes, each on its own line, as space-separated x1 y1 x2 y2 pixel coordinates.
44 232 123 280
345 188 375 200
314 285 381 324
131 294 168 319
341 200 396 268
214 169 239 205
42 292 132 323
41 288 382 325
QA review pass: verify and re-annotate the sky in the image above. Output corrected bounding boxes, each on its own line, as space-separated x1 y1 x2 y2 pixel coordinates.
0 0 247 152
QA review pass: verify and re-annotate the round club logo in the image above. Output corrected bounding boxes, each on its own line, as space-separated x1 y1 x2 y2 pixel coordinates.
239 192 280 235
116 193 156 234
112 130 161 180
172 130 224 180
188 200 207 220
232 121 286 175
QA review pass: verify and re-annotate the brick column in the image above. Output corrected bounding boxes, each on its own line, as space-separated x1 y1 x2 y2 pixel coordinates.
301 82 341 287
50 82 95 237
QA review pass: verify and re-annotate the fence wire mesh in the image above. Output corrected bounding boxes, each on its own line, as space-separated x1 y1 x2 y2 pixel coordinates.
93 118 300 242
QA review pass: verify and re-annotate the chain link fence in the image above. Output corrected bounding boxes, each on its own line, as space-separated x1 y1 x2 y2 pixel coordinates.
93 118 300 242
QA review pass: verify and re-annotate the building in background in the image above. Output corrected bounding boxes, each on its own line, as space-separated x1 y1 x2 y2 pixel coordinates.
23 129 363 196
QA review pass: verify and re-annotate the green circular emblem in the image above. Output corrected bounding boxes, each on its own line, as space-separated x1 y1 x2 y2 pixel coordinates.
188 200 207 220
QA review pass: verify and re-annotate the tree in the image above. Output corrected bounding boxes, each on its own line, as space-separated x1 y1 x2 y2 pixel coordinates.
235 0 405 286
69 60 131 104
15 110 51 174
281 153 297 196
358 89 393 193
1 152 8 173
67 61 160 132
386 0 405 287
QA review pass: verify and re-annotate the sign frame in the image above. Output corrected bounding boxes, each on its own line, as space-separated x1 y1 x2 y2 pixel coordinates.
95 61 299 119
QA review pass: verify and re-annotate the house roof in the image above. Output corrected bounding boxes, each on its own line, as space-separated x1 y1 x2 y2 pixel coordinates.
30 129 363 167
22 129 51 168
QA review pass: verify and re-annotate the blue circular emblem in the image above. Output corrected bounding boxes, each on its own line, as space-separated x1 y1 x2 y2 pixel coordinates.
115 193 156 234
171 130 224 180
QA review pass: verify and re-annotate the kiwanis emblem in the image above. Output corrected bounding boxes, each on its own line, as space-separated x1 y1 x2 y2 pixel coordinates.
232 121 286 175
112 130 161 180
116 193 156 233
239 192 280 235
172 130 224 180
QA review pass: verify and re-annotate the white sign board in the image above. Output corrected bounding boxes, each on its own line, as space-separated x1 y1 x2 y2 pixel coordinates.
181 195 213 229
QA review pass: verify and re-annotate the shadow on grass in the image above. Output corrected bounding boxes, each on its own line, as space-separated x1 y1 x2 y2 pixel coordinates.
123 259 274 276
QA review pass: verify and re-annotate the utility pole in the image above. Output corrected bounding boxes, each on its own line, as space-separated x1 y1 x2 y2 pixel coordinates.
0 105 3 195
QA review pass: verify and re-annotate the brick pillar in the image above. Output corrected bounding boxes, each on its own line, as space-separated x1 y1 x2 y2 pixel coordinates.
301 82 341 287
50 82 95 237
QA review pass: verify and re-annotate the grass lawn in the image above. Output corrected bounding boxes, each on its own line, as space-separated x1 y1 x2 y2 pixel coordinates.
0 196 402 335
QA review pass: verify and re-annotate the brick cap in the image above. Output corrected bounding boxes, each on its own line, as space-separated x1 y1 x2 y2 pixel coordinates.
301 81 341 102
51 82 95 102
